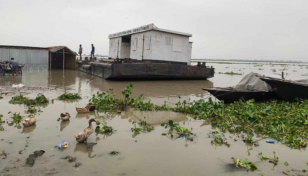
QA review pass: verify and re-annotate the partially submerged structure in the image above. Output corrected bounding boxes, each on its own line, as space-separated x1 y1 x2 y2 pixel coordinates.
77 24 215 80
48 46 76 70
0 45 76 70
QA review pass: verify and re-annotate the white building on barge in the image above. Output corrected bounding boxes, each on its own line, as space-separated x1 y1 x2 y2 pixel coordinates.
108 24 193 65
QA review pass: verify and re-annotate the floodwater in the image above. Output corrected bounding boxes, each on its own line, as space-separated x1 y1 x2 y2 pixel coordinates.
0 62 308 176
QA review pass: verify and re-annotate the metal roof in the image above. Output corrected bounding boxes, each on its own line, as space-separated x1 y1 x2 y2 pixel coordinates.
48 46 77 55
0 45 77 55
109 23 192 39
0 45 48 50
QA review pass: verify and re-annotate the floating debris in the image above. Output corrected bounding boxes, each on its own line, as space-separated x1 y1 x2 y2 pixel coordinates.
109 151 119 155
57 141 69 149
61 155 77 163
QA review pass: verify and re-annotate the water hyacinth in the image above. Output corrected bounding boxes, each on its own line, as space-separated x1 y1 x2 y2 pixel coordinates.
58 93 81 100
89 84 308 149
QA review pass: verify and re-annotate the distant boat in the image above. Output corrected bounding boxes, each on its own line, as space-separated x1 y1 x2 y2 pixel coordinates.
260 77 308 101
203 72 281 103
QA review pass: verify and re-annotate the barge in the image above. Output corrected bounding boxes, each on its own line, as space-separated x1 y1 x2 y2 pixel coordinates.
77 24 215 80
77 60 214 80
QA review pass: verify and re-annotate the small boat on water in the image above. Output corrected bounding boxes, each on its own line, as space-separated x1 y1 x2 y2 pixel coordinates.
203 72 281 103
260 77 308 101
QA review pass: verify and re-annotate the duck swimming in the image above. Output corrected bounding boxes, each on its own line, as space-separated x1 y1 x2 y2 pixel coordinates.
60 112 71 121
22 116 36 127
76 105 96 113
74 118 96 143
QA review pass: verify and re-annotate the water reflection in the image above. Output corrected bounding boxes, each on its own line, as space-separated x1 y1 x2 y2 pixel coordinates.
0 75 22 87
74 142 97 158
60 120 70 131
1 70 215 106
75 113 92 119
21 124 36 133
48 70 77 87
123 110 188 126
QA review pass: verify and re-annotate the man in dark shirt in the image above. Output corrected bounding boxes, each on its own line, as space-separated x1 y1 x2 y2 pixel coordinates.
91 44 95 60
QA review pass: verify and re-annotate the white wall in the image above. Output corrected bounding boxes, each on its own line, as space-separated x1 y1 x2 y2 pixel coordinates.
151 31 191 63
108 30 192 64
129 31 191 63
120 42 130 58
130 32 152 61
109 38 120 58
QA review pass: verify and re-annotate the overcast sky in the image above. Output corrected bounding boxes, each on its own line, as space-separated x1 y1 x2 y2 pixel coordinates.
1 0 307 61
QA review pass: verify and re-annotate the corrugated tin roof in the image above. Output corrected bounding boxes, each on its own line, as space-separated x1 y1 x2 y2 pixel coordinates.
48 46 77 55
0 45 77 55
109 23 192 39
0 45 48 50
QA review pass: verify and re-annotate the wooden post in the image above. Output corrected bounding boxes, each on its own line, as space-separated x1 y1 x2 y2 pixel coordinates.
49 52 51 70
63 48 65 70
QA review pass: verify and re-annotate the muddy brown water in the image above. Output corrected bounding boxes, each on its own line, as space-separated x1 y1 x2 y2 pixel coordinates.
0 62 308 176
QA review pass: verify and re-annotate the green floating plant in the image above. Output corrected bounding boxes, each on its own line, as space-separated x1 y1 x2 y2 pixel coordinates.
161 120 195 141
131 119 154 137
88 84 308 149
208 131 230 147
58 93 81 100
258 151 279 165
9 93 48 106
231 157 258 172
7 112 22 129
95 121 113 135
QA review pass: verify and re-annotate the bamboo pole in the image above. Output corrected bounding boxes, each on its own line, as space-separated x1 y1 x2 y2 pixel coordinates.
49 52 51 70
63 48 65 70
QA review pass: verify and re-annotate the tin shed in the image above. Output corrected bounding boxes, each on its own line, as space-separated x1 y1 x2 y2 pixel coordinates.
109 24 192 65
48 46 77 70
0 45 76 70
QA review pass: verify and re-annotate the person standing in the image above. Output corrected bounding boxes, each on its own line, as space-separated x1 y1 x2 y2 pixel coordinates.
9 58 19 76
91 44 95 60
78 44 83 60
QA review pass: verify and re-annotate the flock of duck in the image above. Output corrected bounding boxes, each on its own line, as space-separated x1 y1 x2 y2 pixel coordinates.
22 105 97 143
